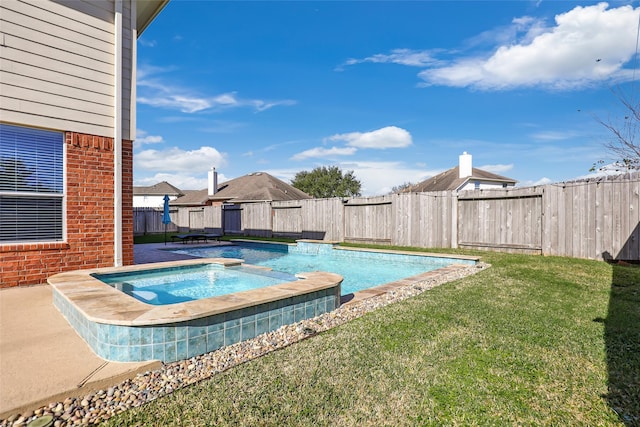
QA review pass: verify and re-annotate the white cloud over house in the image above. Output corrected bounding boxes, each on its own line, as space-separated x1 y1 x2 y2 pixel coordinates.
135 146 227 173
133 145 230 190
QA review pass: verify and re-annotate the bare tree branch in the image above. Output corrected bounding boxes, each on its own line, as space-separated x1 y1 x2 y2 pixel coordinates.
593 86 640 171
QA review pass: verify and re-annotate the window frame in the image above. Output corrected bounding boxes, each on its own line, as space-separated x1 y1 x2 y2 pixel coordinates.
0 123 66 244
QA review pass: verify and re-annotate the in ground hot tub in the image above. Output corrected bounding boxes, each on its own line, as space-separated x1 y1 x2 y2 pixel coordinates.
49 258 342 363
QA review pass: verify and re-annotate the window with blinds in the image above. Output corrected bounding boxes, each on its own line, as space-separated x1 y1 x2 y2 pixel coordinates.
0 124 64 243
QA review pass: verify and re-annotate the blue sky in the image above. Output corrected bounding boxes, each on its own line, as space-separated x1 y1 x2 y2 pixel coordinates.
134 1 639 196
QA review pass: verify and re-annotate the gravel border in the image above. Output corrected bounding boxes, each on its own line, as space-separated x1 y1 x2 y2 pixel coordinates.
1 263 487 427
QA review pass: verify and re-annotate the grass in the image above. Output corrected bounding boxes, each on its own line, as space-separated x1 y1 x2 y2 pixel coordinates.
103 247 639 426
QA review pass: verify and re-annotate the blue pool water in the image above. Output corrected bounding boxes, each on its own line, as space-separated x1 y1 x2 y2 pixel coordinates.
93 264 298 305
171 241 472 295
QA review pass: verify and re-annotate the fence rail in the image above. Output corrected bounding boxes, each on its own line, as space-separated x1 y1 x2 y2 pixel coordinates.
134 172 639 261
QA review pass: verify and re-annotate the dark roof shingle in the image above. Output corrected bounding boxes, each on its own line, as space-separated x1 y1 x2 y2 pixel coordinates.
172 172 311 205
406 167 517 192
133 181 183 196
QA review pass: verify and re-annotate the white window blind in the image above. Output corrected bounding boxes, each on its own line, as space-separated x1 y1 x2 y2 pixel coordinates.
0 124 64 243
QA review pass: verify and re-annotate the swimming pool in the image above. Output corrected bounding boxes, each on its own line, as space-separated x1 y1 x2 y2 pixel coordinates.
170 240 477 295
50 242 478 363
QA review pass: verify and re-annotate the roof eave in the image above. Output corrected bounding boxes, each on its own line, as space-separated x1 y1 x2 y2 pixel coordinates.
469 176 518 184
456 177 518 191
136 0 169 36
171 201 206 207
229 199 272 204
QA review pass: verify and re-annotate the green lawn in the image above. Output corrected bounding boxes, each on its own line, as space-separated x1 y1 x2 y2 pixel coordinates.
104 249 639 426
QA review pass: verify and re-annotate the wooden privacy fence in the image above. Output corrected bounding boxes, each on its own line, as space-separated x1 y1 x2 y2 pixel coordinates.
133 207 178 235
134 172 639 261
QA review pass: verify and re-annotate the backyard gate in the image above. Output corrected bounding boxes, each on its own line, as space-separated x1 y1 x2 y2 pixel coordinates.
223 204 242 235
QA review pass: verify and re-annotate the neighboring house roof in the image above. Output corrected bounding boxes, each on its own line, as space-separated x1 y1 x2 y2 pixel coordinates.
133 181 183 197
170 189 209 206
137 0 170 35
172 172 311 206
406 167 517 192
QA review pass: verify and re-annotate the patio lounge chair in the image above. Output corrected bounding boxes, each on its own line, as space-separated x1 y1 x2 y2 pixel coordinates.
203 232 222 241
170 233 191 243
171 231 222 243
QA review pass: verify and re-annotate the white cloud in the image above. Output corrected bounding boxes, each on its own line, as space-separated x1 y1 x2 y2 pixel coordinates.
138 39 157 48
134 146 228 174
136 80 239 113
251 99 298 112
137 135 164 144
137 65 296 113
530 130 582 141
576 163 633 180
137 64 177 80
265 161 436 196
134 129 164 149
518 177 553 187
340 161 439 196
327 126 413 149
338 48 441 70
479 163 514 174
134 172 230 191
290 146 357 161
418 3 639 90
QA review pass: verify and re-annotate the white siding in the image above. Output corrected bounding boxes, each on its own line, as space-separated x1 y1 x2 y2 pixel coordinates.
458 181 513 192
122 0 133 140
0 0 135 139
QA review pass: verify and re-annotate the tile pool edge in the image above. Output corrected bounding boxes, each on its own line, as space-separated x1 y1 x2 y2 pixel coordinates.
48 259 343 362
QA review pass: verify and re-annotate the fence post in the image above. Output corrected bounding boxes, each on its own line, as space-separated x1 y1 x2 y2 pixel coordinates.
451 191 458 248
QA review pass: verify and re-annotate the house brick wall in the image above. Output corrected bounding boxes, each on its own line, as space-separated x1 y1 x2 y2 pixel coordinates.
0 132 134 288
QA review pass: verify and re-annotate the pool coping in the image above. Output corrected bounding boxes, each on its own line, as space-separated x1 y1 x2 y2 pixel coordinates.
48 258 343 327
340 262 477 305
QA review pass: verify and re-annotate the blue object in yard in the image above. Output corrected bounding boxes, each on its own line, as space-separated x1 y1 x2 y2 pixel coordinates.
162 195 171 224
162 194 171 244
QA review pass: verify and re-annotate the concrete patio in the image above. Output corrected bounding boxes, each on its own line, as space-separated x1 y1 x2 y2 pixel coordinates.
0 241 218 419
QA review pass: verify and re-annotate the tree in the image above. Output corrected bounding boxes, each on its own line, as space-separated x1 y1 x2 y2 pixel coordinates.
291 166 361 198
591 86 640 172
389 182 415 194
